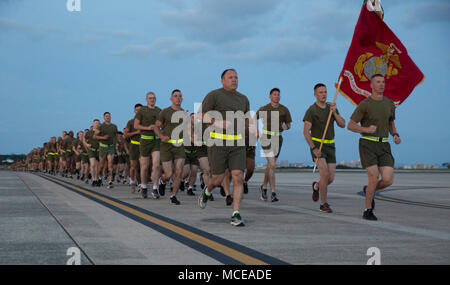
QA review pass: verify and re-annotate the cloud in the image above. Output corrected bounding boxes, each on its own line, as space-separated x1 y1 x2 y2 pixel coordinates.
403 2 450 27
110 37 208 59
0 17 42 40
159 0 281 43
225 37 329 64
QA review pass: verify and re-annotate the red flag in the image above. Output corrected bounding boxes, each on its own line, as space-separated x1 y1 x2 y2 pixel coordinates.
338 0 425 106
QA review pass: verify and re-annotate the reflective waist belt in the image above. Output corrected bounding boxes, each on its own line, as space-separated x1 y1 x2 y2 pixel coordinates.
141 135 159 140
99 143 113 147
131 140 140 145
210 132 242 140
361 136 388 143
184 149 195 154
167 139 184 144
48 152 57 156
60 150 66 153
89 147 97 151
66 149 72 152
262 129 282 136
311 137 335 144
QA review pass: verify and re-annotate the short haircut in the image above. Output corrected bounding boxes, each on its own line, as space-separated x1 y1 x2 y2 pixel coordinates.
270 88 280 95
134 103 143 109
171 89 181 96
221 68 237 79
104 112 110 116
370 74 384 81
314 83 326 91
146 92 155 98
93 119 100 122
117 131 123 135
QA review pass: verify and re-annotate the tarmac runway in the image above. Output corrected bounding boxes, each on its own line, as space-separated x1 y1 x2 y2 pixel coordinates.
0 170 449 265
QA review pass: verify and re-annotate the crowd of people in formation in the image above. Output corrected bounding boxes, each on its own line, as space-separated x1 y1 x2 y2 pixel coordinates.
13 69 402 226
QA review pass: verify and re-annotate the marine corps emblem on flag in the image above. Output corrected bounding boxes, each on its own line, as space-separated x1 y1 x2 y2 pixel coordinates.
338 0 424 106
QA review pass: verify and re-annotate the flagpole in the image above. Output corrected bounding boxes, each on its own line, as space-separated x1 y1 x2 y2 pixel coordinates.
313 77 343 173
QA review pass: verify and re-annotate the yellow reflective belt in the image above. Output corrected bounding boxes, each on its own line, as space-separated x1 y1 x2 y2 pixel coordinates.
131 140 140 145
99 143 111 147
141 135 158 140
89 147 97 151
262 129 282 136
361 136 388 143
167 139 184 144
184 149 191 154
311 137 335 144
210 132 242 140
60 150 66 153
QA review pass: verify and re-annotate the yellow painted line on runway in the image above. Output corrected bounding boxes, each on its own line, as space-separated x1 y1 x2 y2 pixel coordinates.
41 174 269 265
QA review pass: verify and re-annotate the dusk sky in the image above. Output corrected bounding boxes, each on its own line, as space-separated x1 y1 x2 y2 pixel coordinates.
1 0 449 166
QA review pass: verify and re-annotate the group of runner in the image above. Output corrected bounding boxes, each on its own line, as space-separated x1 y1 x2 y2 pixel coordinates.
16 69 401 225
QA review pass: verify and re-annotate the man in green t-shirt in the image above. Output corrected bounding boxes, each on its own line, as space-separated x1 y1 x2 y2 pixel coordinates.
154 89 188 205
348 74 402 221
303 83 346 213
72 131 85 180
94 112 118 189
199 69 250 227
134 92 162 199
124 103 143 193
46 136 57 174
84 120 101 186
256 88 293 203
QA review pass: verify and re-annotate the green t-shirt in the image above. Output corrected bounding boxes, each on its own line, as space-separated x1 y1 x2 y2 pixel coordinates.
62 136 74 150
72 139 84 152
85 130 99 149
157 106 188 140
303 103 340 140
126 118 140 142
135 106 162 136
98 123 118 145
47 142 57 153
201 88 250 137
256 103 292 133
350 96 395 138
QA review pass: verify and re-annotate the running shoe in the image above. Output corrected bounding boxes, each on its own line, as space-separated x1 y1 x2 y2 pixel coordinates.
363 209 378 221
260 185 267 201
271 192 279 202
243 182 248 194
170 195 181 205
198 187 210 209
319 203 333 213
158 178 166 196
226 195 233 206
151 189 160 199
141 187 148 199
312 181 319 202
107 181 113 189
187 188 195 196
230 213 245 227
